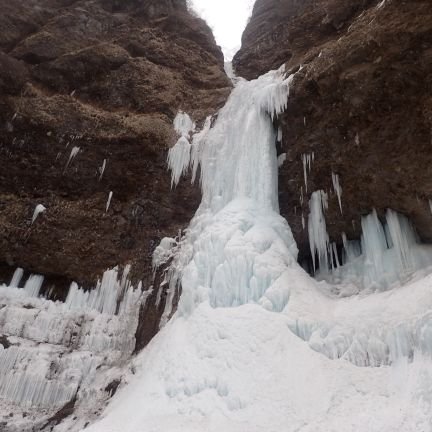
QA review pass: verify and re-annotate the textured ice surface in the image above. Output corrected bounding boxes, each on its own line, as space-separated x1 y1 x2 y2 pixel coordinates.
314 206 432 291
164 66 296 316
82 66 432 432
0 267 143 430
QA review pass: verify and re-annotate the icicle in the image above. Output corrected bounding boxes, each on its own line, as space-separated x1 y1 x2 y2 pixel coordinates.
302 154 308 192
23 274 44 297
174 112 195 137
429 199 432 215
308 191 330 272
99 159 107 181
32 204 46 224
167 112 197 188
9 268 24 287
332 242 340 268
331 172 343 214
64 146 80 172
277 153 286 167
277 126 283 142
385 209 416 272
64 266 140 315
302 153 315 193
106 191 113 212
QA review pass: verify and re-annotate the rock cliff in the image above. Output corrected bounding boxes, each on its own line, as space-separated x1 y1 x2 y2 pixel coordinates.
0 0 230 288
234 0 432 264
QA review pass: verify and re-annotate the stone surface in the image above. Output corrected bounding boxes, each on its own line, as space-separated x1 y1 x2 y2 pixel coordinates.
234 0 432 263
0 0 230 288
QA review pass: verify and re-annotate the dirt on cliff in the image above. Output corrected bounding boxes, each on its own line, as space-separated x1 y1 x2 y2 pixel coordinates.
234 0 432 264
0 0 230 288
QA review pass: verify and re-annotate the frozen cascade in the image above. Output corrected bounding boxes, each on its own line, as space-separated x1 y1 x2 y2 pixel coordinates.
0 266 142 420
62 67 432 432
164 66 297 314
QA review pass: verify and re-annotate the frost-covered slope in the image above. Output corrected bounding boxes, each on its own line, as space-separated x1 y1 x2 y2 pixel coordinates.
79 68 432 432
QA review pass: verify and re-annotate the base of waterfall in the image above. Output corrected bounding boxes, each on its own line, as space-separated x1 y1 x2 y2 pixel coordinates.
81 266 432 432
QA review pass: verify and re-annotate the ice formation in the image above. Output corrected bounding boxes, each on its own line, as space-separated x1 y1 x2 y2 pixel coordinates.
308 190 329 272
162 66 296 316
106 191 113 212
31 204 46 224
0 266 143 428
99 159 107 181
301 153 314 192
82 65 432 432
312 205 432 291
277 152 286 167
62 63 432 432
331 172 342 214
167 112 197 188
64 146 80 172
2 65 432 431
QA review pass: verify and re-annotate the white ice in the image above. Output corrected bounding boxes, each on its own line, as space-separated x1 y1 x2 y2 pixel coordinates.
99 159 107 181
0 266 142 420
64 146 80 172
31 204 46 224
106 191 113 212
332 171 343 214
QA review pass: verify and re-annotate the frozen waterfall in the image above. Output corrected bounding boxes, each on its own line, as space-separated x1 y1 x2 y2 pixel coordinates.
82 66 432 432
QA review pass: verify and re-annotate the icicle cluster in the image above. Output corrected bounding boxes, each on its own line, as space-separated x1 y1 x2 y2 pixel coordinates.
0 266 143 412
302 152 314 192
308 190 329 272
167 112 196 188
309 200 432 290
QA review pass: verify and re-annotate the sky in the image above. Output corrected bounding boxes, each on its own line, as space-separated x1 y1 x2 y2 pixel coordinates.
190 0 256 60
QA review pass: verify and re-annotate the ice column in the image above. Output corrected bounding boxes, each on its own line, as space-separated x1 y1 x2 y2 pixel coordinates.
308 190 329 272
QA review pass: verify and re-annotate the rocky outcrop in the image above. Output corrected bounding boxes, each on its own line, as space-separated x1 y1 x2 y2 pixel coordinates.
0 0 230 287
234 0 432 263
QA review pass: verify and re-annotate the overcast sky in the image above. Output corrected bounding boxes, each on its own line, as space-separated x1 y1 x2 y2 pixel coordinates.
190 0 255 60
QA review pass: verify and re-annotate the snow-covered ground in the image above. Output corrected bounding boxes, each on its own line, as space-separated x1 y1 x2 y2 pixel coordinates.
80 67 432 432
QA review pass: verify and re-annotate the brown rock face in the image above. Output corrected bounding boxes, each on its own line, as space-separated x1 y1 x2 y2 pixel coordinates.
0 0 230 289
234 0 432 263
